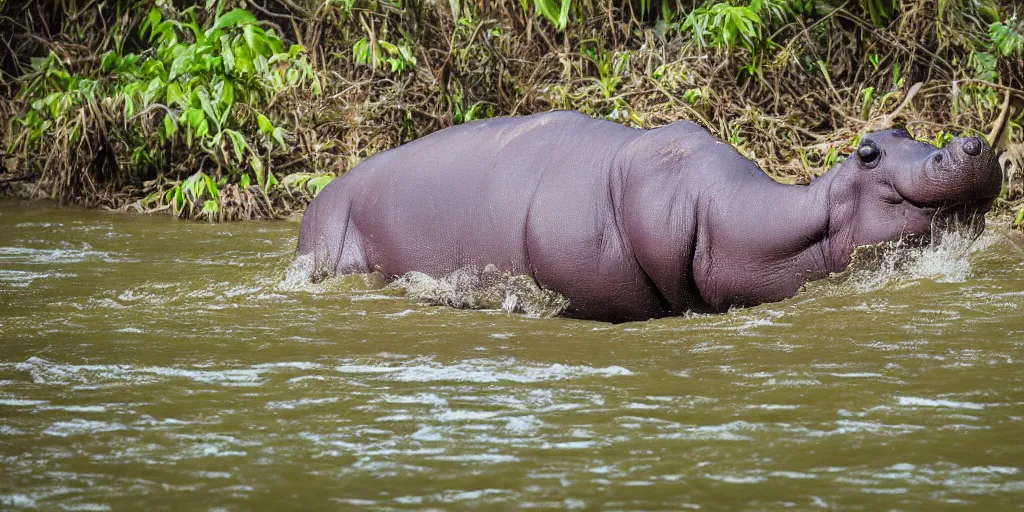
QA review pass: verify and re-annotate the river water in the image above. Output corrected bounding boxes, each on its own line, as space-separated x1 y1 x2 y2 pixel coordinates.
1 200 1023 510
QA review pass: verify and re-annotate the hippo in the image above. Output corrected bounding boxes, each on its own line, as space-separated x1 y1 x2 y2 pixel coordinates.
298 111 1001 322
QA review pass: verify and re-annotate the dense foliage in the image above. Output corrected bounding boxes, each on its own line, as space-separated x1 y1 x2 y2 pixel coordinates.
1 0 1022 223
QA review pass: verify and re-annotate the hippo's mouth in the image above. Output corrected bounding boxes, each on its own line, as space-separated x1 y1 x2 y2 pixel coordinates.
894 190 994 242
934 198 993 235
915 197 994 241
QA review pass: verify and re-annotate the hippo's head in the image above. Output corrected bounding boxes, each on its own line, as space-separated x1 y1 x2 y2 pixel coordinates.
835 128 1002 251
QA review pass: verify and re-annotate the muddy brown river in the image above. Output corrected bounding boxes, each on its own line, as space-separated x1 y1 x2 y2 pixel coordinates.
1 200 1023 510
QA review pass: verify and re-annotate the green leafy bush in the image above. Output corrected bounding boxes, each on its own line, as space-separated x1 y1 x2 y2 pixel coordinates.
682 1 765 52
525 0 573 30
8 5 330 219
989 17 1024 57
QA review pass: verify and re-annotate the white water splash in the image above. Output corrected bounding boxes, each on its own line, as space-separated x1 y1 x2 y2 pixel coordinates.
277 253 321 292
334 357 632 383
390 266 569 318
278 253 386 294
825 231 998 294
0 244 128 264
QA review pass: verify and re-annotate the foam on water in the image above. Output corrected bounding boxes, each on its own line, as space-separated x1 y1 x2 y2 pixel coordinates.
0 269 76 287
280 254 569 317
896 396 988 410
389 266 569 318
334 357 633 383
3 357 329 389
4 356 631 396
809 230 998 297
0 244 126 264
278 253 386 293
43 419 127 437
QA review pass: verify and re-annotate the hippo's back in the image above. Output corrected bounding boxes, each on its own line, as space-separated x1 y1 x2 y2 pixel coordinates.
300 111 640 288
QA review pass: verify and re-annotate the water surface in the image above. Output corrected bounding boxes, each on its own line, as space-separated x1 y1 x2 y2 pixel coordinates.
1 200 1023 510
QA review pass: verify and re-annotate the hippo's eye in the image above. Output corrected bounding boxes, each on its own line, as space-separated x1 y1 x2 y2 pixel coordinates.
857 143 880 167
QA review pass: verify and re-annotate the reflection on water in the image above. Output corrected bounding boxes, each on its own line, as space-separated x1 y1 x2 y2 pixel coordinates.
1 200 1023 510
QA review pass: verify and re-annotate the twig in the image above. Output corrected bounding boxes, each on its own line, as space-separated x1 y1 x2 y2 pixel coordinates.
0 172 38 185
988 89 1015 153
127 103 175 124
864 81 924 131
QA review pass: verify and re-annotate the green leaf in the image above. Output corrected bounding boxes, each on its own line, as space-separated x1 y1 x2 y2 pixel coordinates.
185 21 206 46
169 52 191 80
163 114 177 137
252 156 265 188
272 126 287 149
306 175 335 196
265 169 279 192
211 8 257 34
202 199 219 215
140 59 165 78
101 52 119 71
240 174 251 189
253 54 269 75
69 123 81 145
185 107 205 130
244 25 259 54
44 92 61 118
144 189 164 206
124 94 135 118
257 114 274 134
143 77 164 105
203 174 220 199
353 38 371 66
280 172 310 190
166 82 186 107
141 8 162 41
221 37 235 73
378 40 398 55
196 87 219 131
224 129 249 162
196 118 209 137
218 80 234 111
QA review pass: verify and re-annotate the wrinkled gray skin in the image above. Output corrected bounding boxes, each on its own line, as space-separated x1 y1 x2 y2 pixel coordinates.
298 111 1001 322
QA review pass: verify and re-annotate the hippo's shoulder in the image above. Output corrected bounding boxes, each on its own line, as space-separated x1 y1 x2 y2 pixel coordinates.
523 110 602 124
460 110 596 129
622 120 724 162
644 120 718 146
500 110 614 132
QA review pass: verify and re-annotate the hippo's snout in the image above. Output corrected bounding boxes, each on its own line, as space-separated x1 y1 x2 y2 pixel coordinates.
916 136 1002 207
914 136 1001 236
948 135 1000 191
942 135 997 169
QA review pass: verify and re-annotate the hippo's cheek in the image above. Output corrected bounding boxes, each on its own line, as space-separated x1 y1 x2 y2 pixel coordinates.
898 203 937 237
852 203 934 248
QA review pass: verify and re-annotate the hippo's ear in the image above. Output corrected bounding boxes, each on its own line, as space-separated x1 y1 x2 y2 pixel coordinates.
889 125 913 139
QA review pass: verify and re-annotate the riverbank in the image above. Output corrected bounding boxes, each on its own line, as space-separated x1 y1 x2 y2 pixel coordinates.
2 0 1022 222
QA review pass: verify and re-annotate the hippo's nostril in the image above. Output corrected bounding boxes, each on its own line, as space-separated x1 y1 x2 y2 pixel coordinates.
963 137 983 157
